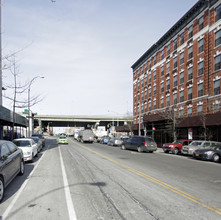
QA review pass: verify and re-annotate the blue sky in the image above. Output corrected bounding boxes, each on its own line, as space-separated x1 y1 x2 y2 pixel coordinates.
2 0 198 116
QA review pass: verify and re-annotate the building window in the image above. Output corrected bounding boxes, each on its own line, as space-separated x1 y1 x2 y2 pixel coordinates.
180 90 184 102
198 39 204 53
174 93 177 104
161 49 164 60
198 83 203 97
180 52 184 65
145 77 147 86
214 79 220 95
174 57 177 69
145 103 147 112
188 46 193 59
149 87 152 97
141 79 144 88
167 96 170 106
215 30 221 47
199 16 204 31
167 44 170 56
154 55 156 65
149 73 152 83
179 109 184 117
154 100 156 109
188 67 193 80
174 75 177 87
149 102 151 111
180 71 184 84
214 103 220 112
141 93 144 101
198 61 204 76
215 4 221 22
167 62 170 73
142 105 144 114
189 25 193 39
198 105 203 115
145 90 147 99
166 79 170 90
174 38 177 50
153 70 156 81
188 107 192 116
145 63 147 72
180 32 184 45
214 55 221 71
161 81 164 93
188 87 192 100
161 98 164 108
154 85 156 96
149 59 152 69
161 66 164 76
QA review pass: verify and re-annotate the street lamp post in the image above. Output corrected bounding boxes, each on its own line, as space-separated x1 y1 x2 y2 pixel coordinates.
28 76 44 137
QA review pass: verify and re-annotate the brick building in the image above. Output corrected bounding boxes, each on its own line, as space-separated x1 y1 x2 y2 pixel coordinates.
131 0 221 146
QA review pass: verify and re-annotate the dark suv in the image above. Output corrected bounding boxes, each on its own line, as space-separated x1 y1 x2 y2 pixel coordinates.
121 136 157 153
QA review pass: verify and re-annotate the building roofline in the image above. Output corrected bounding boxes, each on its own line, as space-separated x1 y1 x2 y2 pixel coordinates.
131 0 217 70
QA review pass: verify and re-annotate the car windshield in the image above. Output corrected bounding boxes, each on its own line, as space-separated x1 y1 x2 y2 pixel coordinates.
28 137 39 143
59 136 66 139
190 141 202 146
13 140 31 147
172 140 183 144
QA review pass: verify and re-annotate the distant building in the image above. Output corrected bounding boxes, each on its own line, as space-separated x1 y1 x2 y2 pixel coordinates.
131 0 221 146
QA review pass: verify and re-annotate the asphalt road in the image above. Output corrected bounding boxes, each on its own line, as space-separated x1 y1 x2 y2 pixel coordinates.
0 137 221 220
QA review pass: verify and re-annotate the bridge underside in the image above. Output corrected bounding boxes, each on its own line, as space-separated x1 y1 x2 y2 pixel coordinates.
34 115 131 131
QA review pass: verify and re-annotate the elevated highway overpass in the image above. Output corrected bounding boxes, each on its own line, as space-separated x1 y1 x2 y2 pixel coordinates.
34 114 132 131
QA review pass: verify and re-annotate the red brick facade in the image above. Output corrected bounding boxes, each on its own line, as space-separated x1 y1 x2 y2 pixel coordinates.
132 0 221 128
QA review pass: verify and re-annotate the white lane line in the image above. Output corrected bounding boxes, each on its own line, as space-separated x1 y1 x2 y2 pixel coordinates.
2 145 50 220
58 146 77 220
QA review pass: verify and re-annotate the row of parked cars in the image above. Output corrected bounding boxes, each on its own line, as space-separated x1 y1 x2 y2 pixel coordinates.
0 134 46 203
100 136 158 153
162 139 221 163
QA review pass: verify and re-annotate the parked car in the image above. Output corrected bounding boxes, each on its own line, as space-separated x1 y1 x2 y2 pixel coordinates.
121 136 157 153
13 138 38 162
0 140 25 203
107 137 123 146
193 146 221 162
28 137 42 152
100 136 110 144
163 140 192 155
78 130 95 143
182 140 221 156
58 136 68 144
32 134 45 147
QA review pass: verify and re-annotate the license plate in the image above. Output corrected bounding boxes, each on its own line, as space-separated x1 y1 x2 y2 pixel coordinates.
195 154 199 156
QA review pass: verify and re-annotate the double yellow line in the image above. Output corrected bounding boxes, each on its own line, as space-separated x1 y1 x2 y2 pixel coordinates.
71 139 221 216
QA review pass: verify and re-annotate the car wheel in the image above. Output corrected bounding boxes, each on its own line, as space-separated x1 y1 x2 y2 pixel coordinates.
19 159 25 176
121 145 126 150
173 148 179 155
212 154 220 163
137 146 143 153
149 151 153 153
0 177 4 203
163 149 168 153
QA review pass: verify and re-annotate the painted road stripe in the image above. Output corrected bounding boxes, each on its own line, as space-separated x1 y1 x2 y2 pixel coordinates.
70 139 221 216
59 146 77 220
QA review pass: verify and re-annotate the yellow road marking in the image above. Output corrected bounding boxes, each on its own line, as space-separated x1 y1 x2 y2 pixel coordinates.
70 139 221 215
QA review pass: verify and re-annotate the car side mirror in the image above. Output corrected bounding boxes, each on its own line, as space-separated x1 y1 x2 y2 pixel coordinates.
1 155 8 161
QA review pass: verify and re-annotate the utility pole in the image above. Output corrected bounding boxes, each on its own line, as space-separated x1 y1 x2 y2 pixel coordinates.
138 102 141 136
0 0 2 106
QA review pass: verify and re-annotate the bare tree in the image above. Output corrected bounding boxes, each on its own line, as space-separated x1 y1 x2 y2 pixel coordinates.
159 106 182 142
3 56 44 139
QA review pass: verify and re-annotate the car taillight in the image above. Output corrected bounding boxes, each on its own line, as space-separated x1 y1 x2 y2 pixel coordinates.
144 142 147 147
